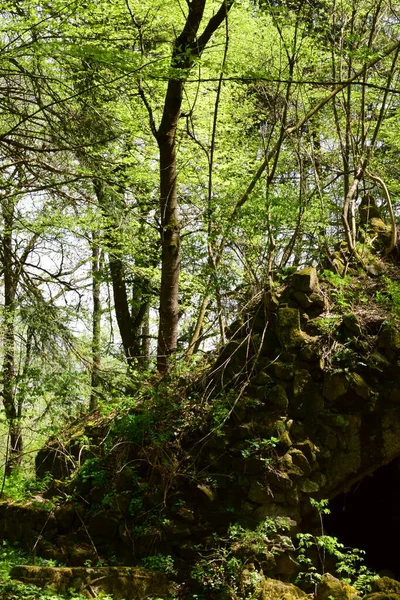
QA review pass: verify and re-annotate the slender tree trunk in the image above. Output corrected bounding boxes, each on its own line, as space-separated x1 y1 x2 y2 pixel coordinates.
90 232 102 410
139 0 234 373
139 306 150 369
156 127 181 372
94 179 144 368
2 198 22 475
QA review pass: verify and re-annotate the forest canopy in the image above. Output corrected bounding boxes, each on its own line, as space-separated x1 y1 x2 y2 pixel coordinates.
1 0 400 472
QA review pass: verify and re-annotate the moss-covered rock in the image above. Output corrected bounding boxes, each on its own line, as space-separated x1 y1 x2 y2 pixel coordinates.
267 384 289 414
259 578 307 599
291 268 319 293
277 307 303 349
363 594 400 600
323 372 349 402
316 573 360 600
291 369 324 417
10 566 174 600
371 578 400 595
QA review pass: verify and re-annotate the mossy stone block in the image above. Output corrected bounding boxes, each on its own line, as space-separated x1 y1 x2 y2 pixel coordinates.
378 325 400 352
277 307 304 349
292 291 313 309
292 267 318 293
371 577 400 595
349 372 370 399
267 384 289 414
273 362 295 380
261 578 308 599
323 372 349 402
316 573 360 600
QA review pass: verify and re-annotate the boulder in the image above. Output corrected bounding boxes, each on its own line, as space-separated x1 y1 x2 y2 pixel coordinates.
292 268 319 293
363 594 400 600
261 577 308 599
316 573 360 600
371 578 400 595
10 566 174 600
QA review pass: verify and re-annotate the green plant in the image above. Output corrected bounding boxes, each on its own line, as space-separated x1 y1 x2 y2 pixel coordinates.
191 517 292 599
141 554 177 575
376 277 400 315
296 499 378 594
1 471 55 503
296 533 378 593
76 458 107 487
241 437 279 462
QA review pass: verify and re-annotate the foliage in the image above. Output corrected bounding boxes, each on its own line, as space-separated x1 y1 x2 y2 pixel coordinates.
296 532 378 594
376 277 400 315
0 471 54 503
191 517 292 597
296 499 378 594
0 542 104 600
141 554 177 575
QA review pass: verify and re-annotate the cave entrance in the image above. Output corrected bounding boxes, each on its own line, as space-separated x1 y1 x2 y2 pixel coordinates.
324 459 400 578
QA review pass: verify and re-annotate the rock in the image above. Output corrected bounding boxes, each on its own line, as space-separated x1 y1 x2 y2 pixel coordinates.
323 372 349 401
281 453 304 478
297 478 319 493
364 594 400 600
267 385 289 414
273 362 295 380
267 469 293 491
343 314 362 336
291 369 324 417
277 307 303 348
349 372 370 399
248 479 271 504
261 577 308 599
253 371 275 387
10 566 175 600
292 291 313 309
371 577 400 595
295 440 317 463
378 325 400 353
292 268 319 293
316 573 360 600
287 448 311 476
359 195 382 222
367 260 387 277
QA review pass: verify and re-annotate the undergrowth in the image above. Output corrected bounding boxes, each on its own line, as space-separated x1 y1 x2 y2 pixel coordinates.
0 541 114 600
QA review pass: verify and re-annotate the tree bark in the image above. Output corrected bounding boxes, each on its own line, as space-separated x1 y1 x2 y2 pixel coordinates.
90 231 102 410
153 0 234 372
94 179 147 368
1 197 22 475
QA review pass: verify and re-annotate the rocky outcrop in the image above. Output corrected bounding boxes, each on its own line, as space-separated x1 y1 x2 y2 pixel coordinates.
10 565 174 600
316 573 361 600
7 266 400 593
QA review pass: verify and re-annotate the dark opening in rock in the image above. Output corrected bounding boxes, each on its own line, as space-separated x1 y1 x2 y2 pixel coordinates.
324 459 400 578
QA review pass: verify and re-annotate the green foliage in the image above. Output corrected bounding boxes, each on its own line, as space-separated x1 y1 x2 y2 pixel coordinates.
191 517 292 597
1 471 54 503
323 270 353 309
111 412 154 444
296 532 378 593
375 277 400 315
296 498 378 594
0 542 90 600
141 554 177 575
241 436 279 463
76 458 108 487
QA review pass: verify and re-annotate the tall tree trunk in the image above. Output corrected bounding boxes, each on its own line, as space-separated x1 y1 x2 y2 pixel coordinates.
90 231 102 410
94 179 145 368
152 0 234 372
156 119 181 372
2 198 22 475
